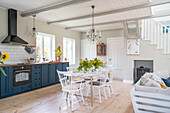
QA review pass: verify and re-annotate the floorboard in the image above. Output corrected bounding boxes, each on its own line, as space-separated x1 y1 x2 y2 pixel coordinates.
0 80 134 113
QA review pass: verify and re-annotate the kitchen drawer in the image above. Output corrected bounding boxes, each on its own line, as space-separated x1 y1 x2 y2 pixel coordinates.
32 65 41 71
32 71 41 77
32 75 41 82
13 84 31 94
32 81 41 89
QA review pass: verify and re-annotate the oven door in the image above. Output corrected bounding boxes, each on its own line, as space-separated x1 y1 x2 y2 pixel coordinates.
13 69 31 86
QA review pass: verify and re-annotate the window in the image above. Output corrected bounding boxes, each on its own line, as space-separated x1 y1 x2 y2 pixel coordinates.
63 38 75 64
36 32 55 62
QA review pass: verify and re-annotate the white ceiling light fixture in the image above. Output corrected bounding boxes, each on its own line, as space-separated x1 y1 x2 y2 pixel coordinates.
31 15 38 38
86 5 102 43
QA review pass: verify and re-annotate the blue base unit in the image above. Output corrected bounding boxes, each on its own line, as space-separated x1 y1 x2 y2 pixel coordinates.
0 62 69 99
0 67 13 98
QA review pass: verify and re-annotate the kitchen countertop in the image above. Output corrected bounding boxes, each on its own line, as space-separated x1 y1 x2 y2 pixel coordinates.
0 62 69 67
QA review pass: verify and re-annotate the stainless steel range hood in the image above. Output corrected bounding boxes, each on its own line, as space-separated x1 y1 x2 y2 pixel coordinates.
1 9 28 44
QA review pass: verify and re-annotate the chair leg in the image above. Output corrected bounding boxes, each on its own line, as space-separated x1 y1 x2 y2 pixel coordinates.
86 86 90 100
59 92 65 109
103 87 107 100
107 85 111 98
80 90 85 104
99 88 101 103
110 85 114 94
71 93 74 111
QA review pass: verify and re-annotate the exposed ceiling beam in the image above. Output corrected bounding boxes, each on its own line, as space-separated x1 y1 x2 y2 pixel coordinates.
65 12 170 29
21 0 92 17
47 0 170 24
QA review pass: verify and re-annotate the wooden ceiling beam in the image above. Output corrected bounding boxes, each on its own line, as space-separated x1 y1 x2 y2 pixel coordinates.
48 0 170 24
65 12 170 29
21 0 92 17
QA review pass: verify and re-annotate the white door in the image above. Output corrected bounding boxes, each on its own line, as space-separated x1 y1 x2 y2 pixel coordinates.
107 38 124 80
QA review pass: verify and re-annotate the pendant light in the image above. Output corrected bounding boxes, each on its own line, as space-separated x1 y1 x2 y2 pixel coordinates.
86 5 102 43
31 15 38 38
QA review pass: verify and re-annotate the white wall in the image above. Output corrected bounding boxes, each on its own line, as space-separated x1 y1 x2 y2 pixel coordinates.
81 29 170 82
0 8 81 65
81 29 123 62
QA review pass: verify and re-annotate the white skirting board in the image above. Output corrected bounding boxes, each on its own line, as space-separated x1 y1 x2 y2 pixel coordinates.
123 80 133 84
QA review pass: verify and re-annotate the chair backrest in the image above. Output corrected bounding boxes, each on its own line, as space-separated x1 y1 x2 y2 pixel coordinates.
96 70 109 86
57 70 69 88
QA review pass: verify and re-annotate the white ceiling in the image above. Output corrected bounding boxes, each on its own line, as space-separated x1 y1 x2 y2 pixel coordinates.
152 2 170 25
0 0 154 32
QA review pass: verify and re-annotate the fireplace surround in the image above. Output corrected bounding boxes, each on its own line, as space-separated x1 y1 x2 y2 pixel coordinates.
134 60 153 84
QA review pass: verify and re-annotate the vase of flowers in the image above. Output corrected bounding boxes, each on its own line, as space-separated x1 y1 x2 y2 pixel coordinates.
77 58 92 73
54 46 63 62
0 51 9 76
90 58 104 70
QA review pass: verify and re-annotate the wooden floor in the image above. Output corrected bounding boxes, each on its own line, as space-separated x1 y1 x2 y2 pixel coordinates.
0 80 134 113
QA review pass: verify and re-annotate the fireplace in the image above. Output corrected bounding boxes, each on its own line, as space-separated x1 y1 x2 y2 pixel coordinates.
134 60 153 84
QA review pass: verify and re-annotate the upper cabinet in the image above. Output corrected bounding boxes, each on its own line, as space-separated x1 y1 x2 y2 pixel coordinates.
97 43 106 56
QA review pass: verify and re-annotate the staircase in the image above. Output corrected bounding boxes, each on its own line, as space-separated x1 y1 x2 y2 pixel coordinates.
141 19 170 56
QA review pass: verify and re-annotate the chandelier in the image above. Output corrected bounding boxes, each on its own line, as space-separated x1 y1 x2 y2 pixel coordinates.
31 15 38 38
86 5 102 43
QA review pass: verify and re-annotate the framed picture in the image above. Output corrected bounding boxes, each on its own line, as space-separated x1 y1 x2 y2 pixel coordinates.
127 39 140 55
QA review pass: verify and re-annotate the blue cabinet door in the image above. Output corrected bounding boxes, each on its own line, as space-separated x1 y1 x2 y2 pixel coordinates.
0 67 13 97
49 64 56 84
63 63 69 71
31 65 42 89
55 64 63 83
42 65 49 86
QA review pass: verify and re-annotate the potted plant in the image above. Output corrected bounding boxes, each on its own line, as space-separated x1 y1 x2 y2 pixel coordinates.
0 51 9 76
54 46 63 62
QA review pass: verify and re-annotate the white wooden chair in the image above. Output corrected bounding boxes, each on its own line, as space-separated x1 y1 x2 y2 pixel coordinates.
86 71 108 103
106 70 114 97
57 70 85 111
97 67 114 98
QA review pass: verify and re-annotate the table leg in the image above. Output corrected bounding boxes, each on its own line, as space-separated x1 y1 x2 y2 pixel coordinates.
69 76 71 84
91 77 93 106
108 72 110 79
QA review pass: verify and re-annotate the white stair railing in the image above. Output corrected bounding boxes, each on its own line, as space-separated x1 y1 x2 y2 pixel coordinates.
142 19 170 54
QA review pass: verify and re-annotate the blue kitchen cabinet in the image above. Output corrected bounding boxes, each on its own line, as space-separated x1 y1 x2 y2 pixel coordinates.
62 63 69 71
42 65 49 86
49 64 56 84
31 65 42 89
55 63 63 83
0 67 13 98
13 84 31 94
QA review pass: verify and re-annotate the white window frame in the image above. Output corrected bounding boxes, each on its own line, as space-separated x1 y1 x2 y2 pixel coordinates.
63 37 75 64
36 32 55 62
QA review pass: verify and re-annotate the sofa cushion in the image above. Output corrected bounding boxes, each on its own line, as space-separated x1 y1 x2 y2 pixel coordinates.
160 84 168 89
156 70 170 79
140 76 161 88
162 77 170 87
135 83 170 95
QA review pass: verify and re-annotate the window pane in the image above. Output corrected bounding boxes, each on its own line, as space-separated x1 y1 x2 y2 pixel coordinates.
36 35 43 62
44 36 51 61
63 38 75 64
36 33 55 62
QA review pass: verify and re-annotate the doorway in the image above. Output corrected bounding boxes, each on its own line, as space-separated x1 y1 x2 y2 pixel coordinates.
107 37 124 80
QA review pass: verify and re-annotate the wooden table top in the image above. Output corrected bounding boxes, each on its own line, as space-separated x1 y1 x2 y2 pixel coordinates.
0 61 69 67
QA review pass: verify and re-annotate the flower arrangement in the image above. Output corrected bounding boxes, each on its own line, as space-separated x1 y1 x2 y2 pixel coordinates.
0 51 9 76
54 46 63 57
77 58 104 72
90 58 104 69
54 46 63 61
77 58 92 72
